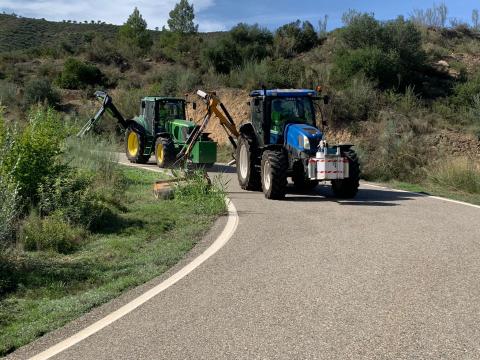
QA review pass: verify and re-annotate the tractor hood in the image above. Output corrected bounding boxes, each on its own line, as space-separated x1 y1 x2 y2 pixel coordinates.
284 124 323 154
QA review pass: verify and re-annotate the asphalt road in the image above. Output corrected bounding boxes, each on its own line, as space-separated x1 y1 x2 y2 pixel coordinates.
11 157 480 360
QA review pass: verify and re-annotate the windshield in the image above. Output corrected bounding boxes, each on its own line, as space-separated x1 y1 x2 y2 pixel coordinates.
159 101 185 121
270 97 315 131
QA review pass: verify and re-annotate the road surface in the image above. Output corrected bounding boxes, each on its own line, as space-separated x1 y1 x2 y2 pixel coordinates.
10 157 480 360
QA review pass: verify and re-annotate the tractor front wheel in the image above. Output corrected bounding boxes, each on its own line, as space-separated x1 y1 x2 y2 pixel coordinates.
155 137 175 168
125 127 149 164
236 135 261 191
292 162 319 192
331 149 360 198
261 150 288 200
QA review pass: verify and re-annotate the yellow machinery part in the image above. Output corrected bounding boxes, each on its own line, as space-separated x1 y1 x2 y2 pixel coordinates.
127 131 139 156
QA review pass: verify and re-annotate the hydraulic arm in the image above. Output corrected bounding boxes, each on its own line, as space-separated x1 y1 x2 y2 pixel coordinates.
176 90 240 162
77 91 128 137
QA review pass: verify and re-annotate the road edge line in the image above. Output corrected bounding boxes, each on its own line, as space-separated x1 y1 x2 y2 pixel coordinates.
28 168 239 360
363 182 480 210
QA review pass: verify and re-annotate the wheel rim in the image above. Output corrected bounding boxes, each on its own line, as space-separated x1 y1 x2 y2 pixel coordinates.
127 132 139 156
239 144 249 179
263 160 271 191
156 142 164 164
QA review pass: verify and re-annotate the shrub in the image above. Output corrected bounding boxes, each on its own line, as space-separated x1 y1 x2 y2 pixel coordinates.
0 81 17 106
1 107 67 203
334 15 426 90
451 74 480 107
264 58 305 88
57 58 104 89
202 23 273 74
151 67 200 95
274 20 317 58
20 213 84 254
0 115 19 247
357 111 429 181
331 76 380 123
428 157 480 194
23 78 60 107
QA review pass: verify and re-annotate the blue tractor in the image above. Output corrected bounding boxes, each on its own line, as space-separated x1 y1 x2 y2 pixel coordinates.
236 88 360 200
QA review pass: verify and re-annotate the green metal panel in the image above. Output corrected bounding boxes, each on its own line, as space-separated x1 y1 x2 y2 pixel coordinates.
191 141 217 164
168 119 197 143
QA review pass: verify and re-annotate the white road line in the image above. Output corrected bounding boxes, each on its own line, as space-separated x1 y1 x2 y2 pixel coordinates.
363 182 480 210
29 168 239 360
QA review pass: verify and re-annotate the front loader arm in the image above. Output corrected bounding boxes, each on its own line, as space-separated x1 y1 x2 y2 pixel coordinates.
77 91 128 138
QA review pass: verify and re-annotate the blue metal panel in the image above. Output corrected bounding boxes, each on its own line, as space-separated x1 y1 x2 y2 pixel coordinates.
250 89 317 97
284 124 323 153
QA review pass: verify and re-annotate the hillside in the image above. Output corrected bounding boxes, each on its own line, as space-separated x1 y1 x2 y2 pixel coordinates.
0 8 479 191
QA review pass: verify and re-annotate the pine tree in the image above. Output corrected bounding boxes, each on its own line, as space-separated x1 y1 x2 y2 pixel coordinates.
119 7 152 54
167 0 198 33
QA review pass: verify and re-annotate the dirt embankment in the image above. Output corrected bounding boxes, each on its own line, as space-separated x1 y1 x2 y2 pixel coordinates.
188 88 250 143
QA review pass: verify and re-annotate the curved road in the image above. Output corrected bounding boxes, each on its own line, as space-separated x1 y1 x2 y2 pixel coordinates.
11 158 480 359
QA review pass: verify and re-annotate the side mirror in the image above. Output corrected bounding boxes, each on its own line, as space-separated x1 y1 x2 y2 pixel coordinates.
323 95 330 105
192 102 197 110
253 98 260 106
247 101 251 106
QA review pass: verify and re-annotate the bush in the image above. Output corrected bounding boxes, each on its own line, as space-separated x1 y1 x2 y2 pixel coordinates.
0 81 17 106
264 58 305 88
0 115 19 247
202 23 273 74
23 78 60 107
57 58 104 89
357 111 429 181
153 32 202 67
1 107 68 203
20 213 84 254
274 20 317 58
451 74 480 108
151 67 200 95
331 76 380 123
428 157 480 194
334 15 426 89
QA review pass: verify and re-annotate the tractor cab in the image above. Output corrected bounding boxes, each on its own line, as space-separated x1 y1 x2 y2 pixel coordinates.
249 89 320 147
140 97 187 135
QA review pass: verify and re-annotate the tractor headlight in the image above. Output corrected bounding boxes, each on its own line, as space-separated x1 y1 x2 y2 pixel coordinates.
303 135 310 150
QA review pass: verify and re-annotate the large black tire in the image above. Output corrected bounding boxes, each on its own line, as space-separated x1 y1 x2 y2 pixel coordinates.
125 127 149 164
154 137 176 168
331 149 360 198
261 150 288 200
236 135 261 191
292 162 319 192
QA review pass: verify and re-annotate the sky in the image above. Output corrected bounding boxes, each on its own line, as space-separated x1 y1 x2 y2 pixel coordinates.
1 0 479 32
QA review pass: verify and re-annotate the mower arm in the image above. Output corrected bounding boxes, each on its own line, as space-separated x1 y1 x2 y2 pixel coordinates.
176 90 240 163
77 91 128 137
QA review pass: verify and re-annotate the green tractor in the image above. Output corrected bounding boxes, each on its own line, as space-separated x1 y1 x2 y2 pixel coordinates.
78 91 217 167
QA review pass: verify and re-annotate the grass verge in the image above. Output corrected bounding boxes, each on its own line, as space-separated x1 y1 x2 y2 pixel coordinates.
0 167 226 356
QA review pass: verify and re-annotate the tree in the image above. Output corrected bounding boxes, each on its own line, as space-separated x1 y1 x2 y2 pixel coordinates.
274 20 317 58
167 0 198 33
118 7 153 55
473 9 479 30
318 15 328 38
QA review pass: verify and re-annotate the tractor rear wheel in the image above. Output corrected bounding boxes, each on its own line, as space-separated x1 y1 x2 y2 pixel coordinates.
261 150 288 200
331 149 360 198
155 137 175 168
292 162 319 192
236 135 261 191
125 127 149 164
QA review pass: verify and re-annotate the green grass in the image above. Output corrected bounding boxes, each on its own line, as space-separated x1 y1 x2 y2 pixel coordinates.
0 167 226 356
